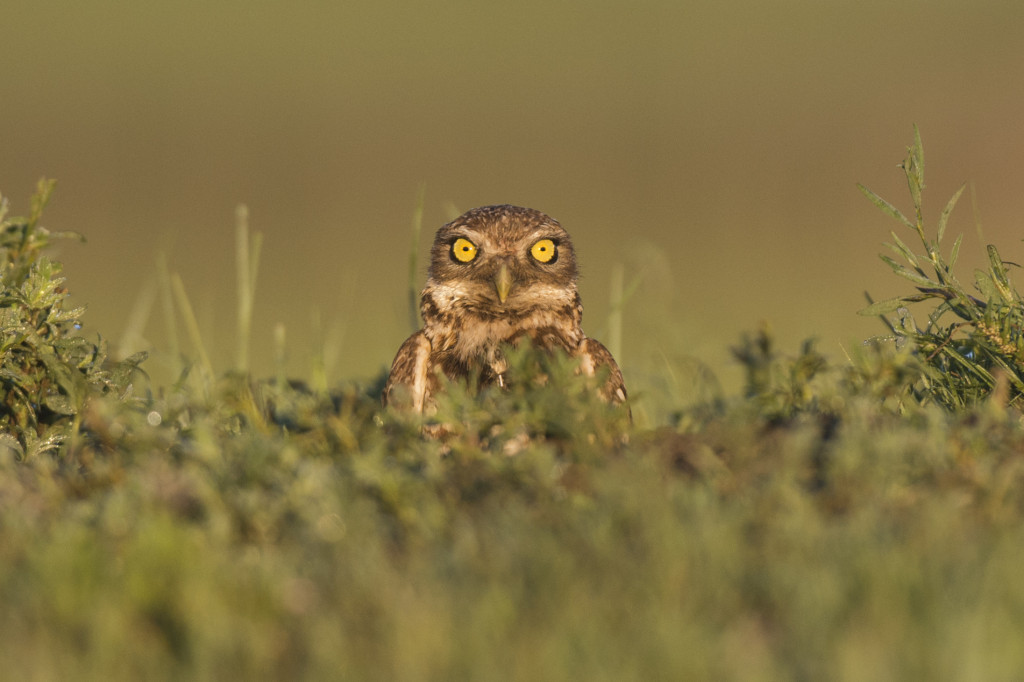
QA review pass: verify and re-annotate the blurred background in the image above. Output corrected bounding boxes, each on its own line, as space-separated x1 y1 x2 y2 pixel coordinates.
3 0 1023 404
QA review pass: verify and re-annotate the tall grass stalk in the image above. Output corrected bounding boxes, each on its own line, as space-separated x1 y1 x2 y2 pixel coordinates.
309 309 328 396
603 262 642 365
407 185 426 334
156 254 180 361
117 276 157 360
170 273 214 383
607 262 624 362
273 322 287 389
235 204 262 372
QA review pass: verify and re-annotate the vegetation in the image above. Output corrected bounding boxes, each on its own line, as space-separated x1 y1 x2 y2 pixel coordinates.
0 181 145 458
859 125 1024 409
3 132 1024 680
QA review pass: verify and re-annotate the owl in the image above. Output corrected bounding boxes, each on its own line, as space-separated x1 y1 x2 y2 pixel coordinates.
382 204 627 413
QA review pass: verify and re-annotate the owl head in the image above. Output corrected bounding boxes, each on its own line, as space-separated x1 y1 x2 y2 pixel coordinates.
426 205 579 310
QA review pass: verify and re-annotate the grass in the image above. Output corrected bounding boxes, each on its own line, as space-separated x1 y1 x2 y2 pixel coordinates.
4 132 1024 680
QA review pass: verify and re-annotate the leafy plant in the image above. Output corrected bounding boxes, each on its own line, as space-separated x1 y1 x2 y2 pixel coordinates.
859 127 1024 409
731 323 829 420
0 180 145 457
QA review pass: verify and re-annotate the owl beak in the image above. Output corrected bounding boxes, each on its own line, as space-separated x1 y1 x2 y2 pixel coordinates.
494 263 513 303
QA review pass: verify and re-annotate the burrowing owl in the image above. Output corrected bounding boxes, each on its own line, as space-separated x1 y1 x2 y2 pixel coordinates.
383 205 627 413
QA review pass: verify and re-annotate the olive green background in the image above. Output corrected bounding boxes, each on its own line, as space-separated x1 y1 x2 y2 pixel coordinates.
3 0 1023 391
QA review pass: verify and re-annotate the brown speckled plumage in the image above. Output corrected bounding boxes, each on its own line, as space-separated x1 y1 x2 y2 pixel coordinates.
383 205 626 412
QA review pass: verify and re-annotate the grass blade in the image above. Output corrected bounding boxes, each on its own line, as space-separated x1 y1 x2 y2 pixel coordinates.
949 233 963 269
885 231 923 271
236 204 256 372
881 254 935 287
974 269 1001 303
607 263 623 362
156 254 180 361
858 184 915 230
28 178 56 229
987 244 1017 302
407 185 426 334
905 124 925 212
858 297 912 317
171 273 214 382
988 244 1010 284
937 184 965 243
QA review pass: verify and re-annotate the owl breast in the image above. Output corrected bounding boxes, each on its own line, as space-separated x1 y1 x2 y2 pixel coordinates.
421 280 584 380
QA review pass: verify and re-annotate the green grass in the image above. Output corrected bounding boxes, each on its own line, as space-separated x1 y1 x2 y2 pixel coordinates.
4 132 1024 680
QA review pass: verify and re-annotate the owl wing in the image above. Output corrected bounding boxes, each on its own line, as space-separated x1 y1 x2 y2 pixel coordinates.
382 331 433 412
577 337 627 405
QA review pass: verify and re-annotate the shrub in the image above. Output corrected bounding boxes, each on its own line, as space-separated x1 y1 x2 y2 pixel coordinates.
860 127 1024 409
0 181 145 458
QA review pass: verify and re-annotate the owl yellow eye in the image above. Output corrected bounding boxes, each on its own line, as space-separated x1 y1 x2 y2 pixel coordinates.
451 237 478 263
530 238 557 264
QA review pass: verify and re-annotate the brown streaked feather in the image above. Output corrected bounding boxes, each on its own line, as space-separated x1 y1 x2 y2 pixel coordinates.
382 331 433 411
577 337 628 405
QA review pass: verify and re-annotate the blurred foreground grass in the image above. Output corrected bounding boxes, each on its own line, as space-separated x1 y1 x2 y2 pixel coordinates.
5 134 1024 680
7 338 1024 681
